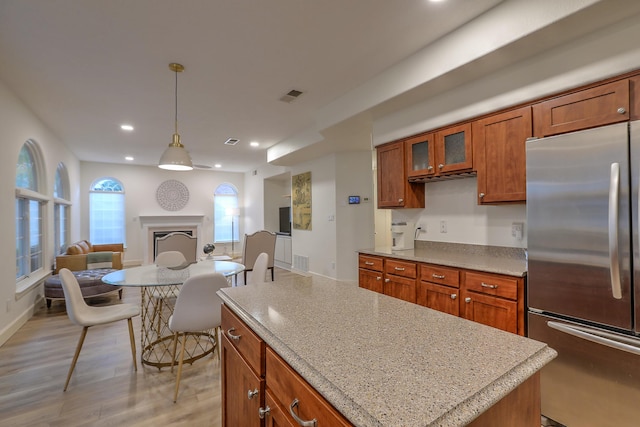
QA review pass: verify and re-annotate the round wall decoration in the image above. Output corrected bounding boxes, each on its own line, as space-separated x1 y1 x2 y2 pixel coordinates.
156 179 189 211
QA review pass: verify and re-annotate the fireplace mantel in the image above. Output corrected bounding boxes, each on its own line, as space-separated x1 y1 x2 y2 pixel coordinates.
139 215 204 226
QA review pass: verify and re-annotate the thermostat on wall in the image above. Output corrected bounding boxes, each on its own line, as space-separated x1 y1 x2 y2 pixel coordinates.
348 195 360 204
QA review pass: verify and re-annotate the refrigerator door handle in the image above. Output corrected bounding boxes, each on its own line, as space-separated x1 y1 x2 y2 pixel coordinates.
609 162 623 299
548 321 640 356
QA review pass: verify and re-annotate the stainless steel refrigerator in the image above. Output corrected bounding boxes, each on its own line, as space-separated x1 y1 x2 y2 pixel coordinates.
527 120 640 426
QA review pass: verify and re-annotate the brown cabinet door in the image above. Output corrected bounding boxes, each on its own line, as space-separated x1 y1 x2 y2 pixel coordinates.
221 334 264 427
376 140 425 208
384 275 417 303
532 79 629 137
473 106 531 204
417 281 459 316
264 390 297 427
359 268 383 293
461 291 517 334
435 122 473 174
406 132 436 178
377 141 406 207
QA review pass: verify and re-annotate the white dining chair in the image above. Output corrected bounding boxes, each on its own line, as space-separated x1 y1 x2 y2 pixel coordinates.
58 268 140 391
155 250 188 268
246 252 269 285
168 272 228 402
151 251 188 334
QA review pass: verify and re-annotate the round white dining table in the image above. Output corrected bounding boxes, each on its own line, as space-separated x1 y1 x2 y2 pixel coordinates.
102 259 245 369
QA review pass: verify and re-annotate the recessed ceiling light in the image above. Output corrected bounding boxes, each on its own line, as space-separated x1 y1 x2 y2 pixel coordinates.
214 164 222 168
250 141 259 147
125 156 134 161
120 124 134 131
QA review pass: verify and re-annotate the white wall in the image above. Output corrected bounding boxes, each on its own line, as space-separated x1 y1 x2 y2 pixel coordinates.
0 79 81 345
335 152 375 279
80 162 244 263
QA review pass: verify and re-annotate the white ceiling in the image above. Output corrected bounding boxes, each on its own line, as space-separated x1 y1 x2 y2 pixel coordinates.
0 0 506 172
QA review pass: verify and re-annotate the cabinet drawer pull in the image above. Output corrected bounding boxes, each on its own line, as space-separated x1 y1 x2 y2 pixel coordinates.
479 193 485 199
384 278 390 283
258 405 271 419
289 398 317 427
480 282 498 289
427 165 433 171
247 388 259 400
398 198 404 203
465 297 471 303
432 273 445 279
226 327 241 341
618 107 627 114
450 294 457 300
438 163 444 169
365 261 374 266
394 267 405 271
376 276 382 281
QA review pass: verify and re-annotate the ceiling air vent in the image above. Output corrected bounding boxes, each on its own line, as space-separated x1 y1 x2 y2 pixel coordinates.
224 138 239 146
279 89 304 103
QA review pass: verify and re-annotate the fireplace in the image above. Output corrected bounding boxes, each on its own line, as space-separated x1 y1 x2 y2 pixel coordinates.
139 215 204 264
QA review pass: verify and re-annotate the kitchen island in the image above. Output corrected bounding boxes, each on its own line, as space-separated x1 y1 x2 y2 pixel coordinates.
218 273 555 426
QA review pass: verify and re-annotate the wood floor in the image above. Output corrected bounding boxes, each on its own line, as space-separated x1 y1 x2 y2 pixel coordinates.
0 267 297 427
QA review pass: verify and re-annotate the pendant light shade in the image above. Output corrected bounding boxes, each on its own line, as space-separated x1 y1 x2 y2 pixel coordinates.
158 63 193 171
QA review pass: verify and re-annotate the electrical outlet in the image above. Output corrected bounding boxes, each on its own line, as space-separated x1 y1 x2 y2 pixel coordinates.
440 220 447 233
512 222 524 240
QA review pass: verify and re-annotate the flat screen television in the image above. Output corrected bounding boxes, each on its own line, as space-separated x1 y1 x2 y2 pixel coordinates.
279 206 291 234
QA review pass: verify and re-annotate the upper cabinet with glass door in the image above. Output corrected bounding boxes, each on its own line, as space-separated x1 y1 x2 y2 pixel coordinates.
406 132 435 179
407 122 473 181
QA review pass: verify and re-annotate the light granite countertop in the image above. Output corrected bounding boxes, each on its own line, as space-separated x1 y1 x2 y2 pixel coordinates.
218 274 555 427
359 241 528 277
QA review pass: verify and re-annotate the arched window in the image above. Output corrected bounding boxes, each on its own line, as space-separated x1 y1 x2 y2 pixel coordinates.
214 183 239 244
54 163 71 255
16 140 47 281
90 177 125 245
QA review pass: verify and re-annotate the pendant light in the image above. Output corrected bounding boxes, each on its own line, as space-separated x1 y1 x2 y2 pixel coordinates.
158 62 193 171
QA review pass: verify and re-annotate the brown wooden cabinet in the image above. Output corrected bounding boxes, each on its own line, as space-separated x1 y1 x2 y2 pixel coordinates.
383 258 417 303
358 254 525 335
473 106 532 204
358 254 384 293
461 271 524 335
406 132 436 179
221 305 266 427
376 140 425 208
417 264 460 316
221 304 352 427
532 79 630 137
435 122 473 174
264 348 351 427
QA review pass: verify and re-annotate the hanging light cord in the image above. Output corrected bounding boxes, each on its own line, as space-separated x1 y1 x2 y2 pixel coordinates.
174 67 179 135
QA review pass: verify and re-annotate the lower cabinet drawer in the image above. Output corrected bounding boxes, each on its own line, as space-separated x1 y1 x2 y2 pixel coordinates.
465 271 518 300
265 347 352 427
385 259 417 279
221 304 265 376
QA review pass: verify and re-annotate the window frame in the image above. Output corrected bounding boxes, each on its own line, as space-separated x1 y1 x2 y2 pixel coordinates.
15 140 49 292
213 183 239 244
53 162 71 256
89 177 126 245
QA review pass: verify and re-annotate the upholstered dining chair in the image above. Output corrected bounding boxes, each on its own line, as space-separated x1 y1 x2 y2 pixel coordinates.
241 230 276 284
168 272 227 402
58 268 139 391
246 252 269 285
155 232 197 264
150 250 189 334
